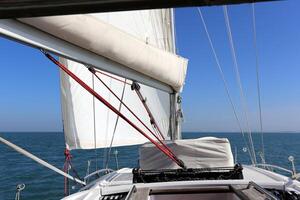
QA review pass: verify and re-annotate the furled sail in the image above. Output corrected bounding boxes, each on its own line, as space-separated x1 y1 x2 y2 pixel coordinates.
19 13 187 92
20 10 186 149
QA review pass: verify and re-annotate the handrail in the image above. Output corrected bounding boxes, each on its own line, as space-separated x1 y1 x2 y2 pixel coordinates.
253 163 293 175
84 168 114 182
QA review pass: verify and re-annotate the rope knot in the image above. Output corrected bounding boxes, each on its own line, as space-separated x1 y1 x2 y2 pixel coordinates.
64 149 72 160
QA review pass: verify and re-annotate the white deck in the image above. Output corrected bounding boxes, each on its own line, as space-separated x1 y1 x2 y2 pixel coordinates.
62 165 300 200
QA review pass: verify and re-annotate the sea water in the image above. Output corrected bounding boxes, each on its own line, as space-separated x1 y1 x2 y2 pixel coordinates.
0 132 299 199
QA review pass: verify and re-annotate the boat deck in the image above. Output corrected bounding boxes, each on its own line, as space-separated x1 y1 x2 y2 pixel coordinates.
63 165 300 200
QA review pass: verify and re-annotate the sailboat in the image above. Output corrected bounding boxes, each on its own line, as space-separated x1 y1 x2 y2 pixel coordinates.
1 0 300 199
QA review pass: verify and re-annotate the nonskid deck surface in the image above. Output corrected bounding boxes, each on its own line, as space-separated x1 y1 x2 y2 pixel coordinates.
63 166 300 200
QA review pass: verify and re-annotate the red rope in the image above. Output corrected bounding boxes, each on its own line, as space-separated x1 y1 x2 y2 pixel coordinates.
89 68 178 160
63 149 71 196
94 68 131 85
43 52 185 169
64 149 72 160
63 149 81 196
93 70 165 140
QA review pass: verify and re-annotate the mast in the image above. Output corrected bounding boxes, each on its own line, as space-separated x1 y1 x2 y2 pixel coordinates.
170 92 182 140
170 8 183 141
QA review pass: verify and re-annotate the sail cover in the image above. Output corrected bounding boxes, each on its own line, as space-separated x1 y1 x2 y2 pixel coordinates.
19 14 187 92
21 10 181 149
139 137 234 169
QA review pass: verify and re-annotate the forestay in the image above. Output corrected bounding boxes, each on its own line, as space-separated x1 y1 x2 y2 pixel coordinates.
22 10 184 149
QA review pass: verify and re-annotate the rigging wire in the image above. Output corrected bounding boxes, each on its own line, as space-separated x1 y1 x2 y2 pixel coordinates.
196 7 255 164
251 3 265 161
87 67 181 164
43 51 185 168
105 78 127 169
94 68 166 141
94 68 165 141
91 70 98 171
102 78 113 169
223 5 257 164
91 69 168 143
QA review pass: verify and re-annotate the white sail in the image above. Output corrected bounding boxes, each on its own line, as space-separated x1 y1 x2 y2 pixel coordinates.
57 10 181 149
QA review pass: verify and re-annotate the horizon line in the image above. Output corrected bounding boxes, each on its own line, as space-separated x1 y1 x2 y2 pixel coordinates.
1 130 300 134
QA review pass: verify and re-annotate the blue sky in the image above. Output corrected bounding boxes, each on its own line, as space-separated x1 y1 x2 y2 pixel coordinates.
0 0 300 132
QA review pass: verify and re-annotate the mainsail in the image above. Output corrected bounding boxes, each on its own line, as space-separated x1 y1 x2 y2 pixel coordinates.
19 10 187 149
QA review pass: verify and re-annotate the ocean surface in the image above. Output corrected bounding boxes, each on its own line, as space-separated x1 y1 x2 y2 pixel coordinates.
0 132 299 199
